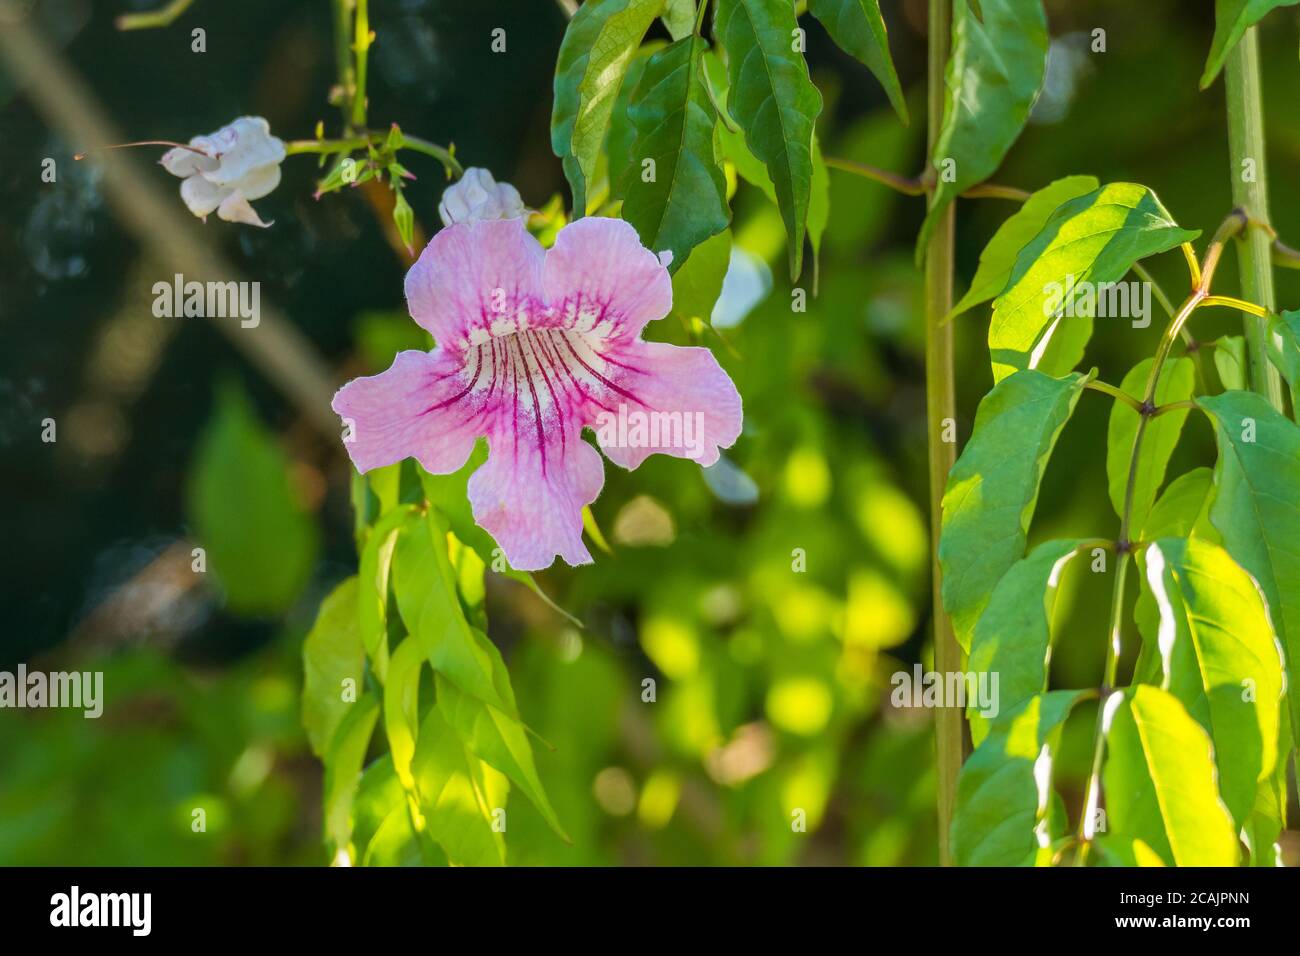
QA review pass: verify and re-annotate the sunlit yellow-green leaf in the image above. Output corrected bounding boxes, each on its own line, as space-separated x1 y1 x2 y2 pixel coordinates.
1102 685 1239 866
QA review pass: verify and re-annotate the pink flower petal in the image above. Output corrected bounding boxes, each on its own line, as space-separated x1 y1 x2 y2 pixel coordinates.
592 341 742 470
543 217 672 342
404 219 545 351
468 428 603 571
331 349 483 475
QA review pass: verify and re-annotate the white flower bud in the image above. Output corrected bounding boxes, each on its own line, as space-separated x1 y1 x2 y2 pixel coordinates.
438 167 526 226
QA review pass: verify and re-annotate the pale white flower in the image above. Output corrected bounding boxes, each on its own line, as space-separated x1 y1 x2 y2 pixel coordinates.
437 167 526 226
161 116 285 227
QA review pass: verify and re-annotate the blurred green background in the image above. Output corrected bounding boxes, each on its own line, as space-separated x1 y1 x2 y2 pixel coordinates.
1 0 1298 865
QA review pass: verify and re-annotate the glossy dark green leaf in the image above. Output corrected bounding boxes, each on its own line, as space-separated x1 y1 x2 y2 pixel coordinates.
1201 0 1300 89
1103 685 1239 866
302 576 364 759
950 176 1099 320
807 0 908 123
988 183 1198 382
606 43 663 201
1141 537 1283 828
951 690 1087 866
704 50 775 200
187 381 318 615
552 0 665 214
714 0 823 279
622 35 730 271
967 539 1086 745
939 369 1089 651
918 0 1048 258
1105 356 1195 530
1200 391 1300 739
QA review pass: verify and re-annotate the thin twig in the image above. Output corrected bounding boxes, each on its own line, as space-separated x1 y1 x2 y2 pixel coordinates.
116 0 195 30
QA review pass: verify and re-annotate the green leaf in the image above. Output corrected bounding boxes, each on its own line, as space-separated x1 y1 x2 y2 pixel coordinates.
358 505 419 683
714 0 823 279
1105 356 1196 530
322 693 379 860
1201 0 1300 89
1245 710 1290 866
807 0 908 124
436 675 568 841
951 690 1087 866
622 35 730 272
302 576 364 759
1093 836 1167 867
391 510 518 717
918 0 1048 258
1132 468 1219 684
987 183 1198 382
1213 334 1248 391
966 539 1086 746
949 175 1100 320
607 43 663 201
807 136 830 291
187 381 318 615
412 706 507 866
1265 310 1300 409
352 757 430 866
1199 390 1300 740
672 227 732 324
1142 466 1219 544
383 637 426 794
704 50 776 200
417 448 579 626
939 369 1089 650
1102 685 1239 866
662 0 696 39
551 0 666 215
1141 537 1283 829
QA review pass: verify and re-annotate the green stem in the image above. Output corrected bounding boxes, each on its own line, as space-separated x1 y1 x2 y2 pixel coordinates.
333 0 356 126
1224 28 1285 410
285 136 370 156
351 0 371 130
1075 290 1204 865
401 134 463 177
1085 379 1143 413
285 133 461 177
924 0 963 868
115 0 195 30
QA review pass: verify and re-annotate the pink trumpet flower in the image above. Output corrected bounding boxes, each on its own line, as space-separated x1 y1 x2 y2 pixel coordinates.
332 216 743 570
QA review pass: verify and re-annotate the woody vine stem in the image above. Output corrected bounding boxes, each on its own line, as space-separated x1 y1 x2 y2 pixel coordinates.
924 0 963 868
